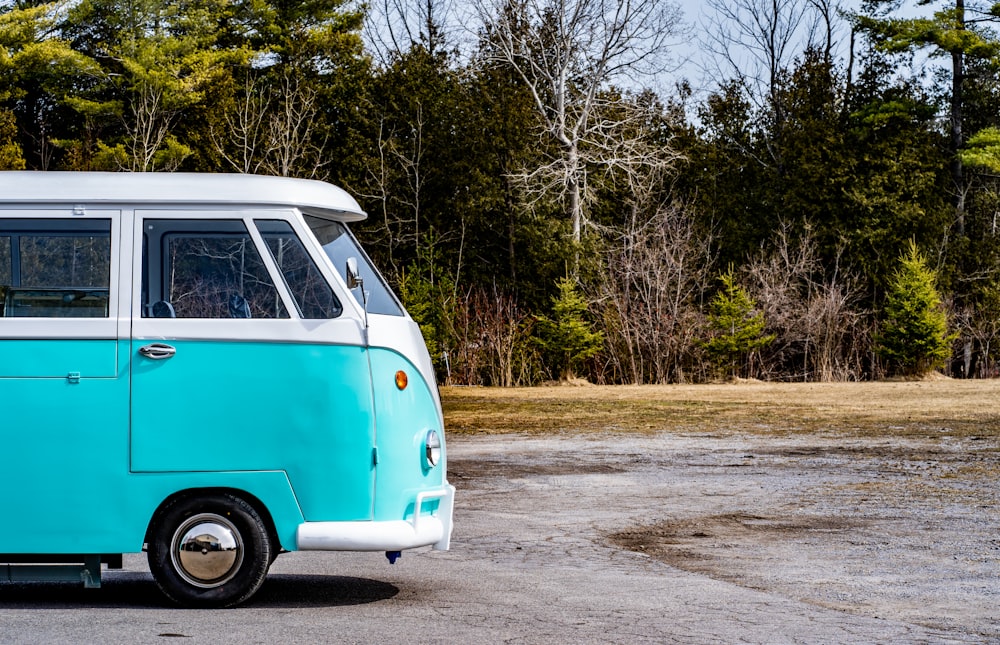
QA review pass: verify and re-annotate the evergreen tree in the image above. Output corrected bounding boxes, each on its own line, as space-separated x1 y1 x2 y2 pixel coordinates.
58 0 247 171
702 268 775 379
534 277 603 380
0 109 24 169
876 241 956 375
843 54 951 294
0 2 95 169
855 0 1000 241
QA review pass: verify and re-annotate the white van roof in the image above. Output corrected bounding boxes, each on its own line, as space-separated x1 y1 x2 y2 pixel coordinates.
0 172 367 222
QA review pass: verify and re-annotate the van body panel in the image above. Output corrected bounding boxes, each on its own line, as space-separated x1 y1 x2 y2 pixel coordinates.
369 347 447 523
0 468 304 554
125 471 306 553
0 375 128 553
0 339 118 378
130 339 376 522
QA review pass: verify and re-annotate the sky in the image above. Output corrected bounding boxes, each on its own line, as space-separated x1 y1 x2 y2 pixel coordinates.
362 0 937 101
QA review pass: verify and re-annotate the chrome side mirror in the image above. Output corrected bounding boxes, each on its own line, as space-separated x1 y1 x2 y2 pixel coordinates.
345 257 364 290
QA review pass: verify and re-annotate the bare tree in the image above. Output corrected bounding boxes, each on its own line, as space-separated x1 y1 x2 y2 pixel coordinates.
365 0 464 62
476 0 684 244
805 0 843 65
210 72 326 179
353 102 429 276
262 73 327 178
597 201 712 384
97 77 193 172
450 286 539 386
702 0 811 114
746 223 865 381
210 73 270 174
954 293 1000 378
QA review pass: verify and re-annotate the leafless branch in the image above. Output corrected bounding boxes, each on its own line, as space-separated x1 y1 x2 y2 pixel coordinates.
477 0 684 243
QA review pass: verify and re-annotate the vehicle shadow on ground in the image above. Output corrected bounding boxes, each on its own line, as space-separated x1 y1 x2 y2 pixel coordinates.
0 572 398 609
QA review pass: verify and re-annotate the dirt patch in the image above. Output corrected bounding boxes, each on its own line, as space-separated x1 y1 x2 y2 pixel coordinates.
595 434 1000 637
610 513 862 583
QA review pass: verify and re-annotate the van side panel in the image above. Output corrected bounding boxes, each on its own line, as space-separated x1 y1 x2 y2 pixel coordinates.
0 340 307 553
130 339 376 522
128 471 307 553
369 348 447 523
0 344 127 553
0 339 118 377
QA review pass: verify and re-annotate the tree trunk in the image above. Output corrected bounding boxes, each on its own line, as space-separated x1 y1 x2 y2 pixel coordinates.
951 0 965 236
568 143 582 244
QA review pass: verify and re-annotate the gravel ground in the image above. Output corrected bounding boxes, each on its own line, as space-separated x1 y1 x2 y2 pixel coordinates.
451 428 1000 642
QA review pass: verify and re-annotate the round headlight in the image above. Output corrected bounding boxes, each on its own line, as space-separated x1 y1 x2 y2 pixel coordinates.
425 429 441 467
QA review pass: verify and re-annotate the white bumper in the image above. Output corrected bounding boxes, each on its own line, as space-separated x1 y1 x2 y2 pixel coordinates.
295 485 455 552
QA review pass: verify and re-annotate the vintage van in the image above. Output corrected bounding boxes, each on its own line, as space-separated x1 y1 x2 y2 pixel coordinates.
0 172 454 607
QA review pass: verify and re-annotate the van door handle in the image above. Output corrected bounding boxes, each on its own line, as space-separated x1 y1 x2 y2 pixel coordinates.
139 343 176 360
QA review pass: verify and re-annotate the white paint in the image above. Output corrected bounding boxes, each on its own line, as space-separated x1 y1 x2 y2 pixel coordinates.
296 485 456 551
0 172 366 222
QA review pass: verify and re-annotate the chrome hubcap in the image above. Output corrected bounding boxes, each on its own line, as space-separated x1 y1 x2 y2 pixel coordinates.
171 513 244 588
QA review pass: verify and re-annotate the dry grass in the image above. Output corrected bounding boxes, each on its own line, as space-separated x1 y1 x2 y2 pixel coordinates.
442 380 1000 438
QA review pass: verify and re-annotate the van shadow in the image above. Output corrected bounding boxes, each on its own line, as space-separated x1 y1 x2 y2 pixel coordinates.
0 573 398 609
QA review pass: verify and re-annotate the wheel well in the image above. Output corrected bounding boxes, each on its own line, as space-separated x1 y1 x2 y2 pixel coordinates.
145 488 283 552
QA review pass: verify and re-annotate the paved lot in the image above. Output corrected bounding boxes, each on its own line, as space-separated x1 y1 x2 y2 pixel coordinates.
1 431 996 644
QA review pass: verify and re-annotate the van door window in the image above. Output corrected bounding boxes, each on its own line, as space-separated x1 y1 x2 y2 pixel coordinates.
256 220 342 319
143 219 287 319
0 219 111 317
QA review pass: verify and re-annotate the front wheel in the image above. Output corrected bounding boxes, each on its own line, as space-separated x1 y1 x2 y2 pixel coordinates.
148 493 272 608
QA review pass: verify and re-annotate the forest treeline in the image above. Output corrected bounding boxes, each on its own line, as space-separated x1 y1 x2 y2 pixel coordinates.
1 0 999 384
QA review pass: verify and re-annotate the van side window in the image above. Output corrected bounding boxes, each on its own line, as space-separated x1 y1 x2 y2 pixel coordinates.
143 219 287 319
256 220 342 319
0 219 111 318
304 215 404 316
0 236 9 287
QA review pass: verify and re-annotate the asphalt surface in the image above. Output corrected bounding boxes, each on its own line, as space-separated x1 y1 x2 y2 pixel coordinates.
0 432 994 644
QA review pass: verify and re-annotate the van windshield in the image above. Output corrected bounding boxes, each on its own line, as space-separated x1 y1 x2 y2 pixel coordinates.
305 216 403 316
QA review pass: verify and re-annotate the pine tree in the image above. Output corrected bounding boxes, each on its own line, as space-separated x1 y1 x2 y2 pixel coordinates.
876 241 956 376
702 268 774 379
0 110 24 169
535 277 603 381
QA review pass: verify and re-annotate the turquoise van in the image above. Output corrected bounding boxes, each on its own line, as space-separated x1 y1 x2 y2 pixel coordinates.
0 172 454 607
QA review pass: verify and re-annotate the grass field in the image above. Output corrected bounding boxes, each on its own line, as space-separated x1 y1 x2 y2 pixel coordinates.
441 379 1000 438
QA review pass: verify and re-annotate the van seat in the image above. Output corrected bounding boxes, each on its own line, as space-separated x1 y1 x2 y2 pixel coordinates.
151 301 175 318
228 294 251 318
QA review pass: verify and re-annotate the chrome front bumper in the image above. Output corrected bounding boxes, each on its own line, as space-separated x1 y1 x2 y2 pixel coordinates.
295 484 455 552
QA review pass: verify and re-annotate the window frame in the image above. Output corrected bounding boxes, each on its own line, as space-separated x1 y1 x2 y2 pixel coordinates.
131 209 364 345
0 210 120 340
143 218 289 320
255 219 343 320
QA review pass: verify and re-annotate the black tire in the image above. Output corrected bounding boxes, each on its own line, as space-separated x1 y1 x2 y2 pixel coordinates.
147 493 272 608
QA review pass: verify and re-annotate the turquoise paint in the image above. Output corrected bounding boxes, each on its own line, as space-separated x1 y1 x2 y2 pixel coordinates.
0 339 118 378
0 358 128 553
369 348 447 523
0 342 306 553
0 339 446 555
124 471 306 553
131 340 376 522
